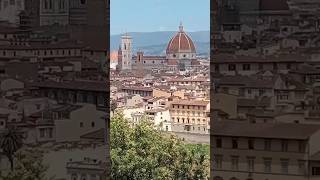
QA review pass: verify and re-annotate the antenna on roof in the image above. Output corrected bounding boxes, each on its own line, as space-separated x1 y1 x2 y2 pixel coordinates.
179 21 183 32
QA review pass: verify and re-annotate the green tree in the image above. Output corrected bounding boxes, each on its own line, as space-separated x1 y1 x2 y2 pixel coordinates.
110 113 209 180
0 127 23 171
0 149 51 180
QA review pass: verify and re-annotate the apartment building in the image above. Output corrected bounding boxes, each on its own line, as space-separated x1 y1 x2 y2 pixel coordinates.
170 100 210 134
211 54 306 76
66 157 107 180
145 108 171 131
30 80 108 109
211 121 320 180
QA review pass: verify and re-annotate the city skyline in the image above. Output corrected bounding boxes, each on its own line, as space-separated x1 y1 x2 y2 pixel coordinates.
110 0 210 35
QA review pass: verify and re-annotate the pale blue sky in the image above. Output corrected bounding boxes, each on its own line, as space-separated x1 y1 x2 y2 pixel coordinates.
111 0 210 35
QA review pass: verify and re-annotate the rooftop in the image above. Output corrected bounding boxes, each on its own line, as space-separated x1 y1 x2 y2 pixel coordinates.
212 121 320 140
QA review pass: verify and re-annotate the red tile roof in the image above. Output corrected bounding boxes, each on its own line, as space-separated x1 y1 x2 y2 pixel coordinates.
166 25 196 54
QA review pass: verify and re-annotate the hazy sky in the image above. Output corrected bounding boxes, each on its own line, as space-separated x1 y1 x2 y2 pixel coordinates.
111 0 210 35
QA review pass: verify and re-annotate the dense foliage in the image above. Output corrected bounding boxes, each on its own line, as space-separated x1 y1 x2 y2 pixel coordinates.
0 149 51 180
110 113 210 180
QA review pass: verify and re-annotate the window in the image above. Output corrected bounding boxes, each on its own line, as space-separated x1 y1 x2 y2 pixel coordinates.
247 157 255 172
231 156 239 170
243 64 251 71
91 122 95 127
287 63 291 69
16 0 21 7
264 139 271 150
264 158 272 173
232 139 238 149
298 160 306 175
49 128 53 138
44 0 48 9
215 65 220 72
3 0 8 8
80 0 86 4
81 174 87 180
299 141 306 153
40 129 45 138
281 159 289 174
166 126 168 131
248 139 254 149
273 63 278 70
80 122 83 127
90 174 97 180
216 138 222 148
312 167 320 175
214 155 223 169
228 64 236 71
282 140 288 152
10 0 14 5
259 63 263 70
71 174 78 180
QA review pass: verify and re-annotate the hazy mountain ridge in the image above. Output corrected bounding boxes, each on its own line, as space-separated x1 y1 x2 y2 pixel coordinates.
110 31 209 56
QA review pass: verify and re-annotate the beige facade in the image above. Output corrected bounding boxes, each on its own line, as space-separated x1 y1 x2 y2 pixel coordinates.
55 104 106 142
152 88 184 99
169 100 210 134
211 122 320 180
212 93 238 119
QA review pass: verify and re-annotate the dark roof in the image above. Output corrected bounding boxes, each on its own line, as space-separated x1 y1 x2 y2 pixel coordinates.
212 54 308 63
121 86 153 92
0 40 84 50
29 80 107 92
212 121 320 140
80 128 105 140
171 100 209 106
216 76 274 88
260 0 289 11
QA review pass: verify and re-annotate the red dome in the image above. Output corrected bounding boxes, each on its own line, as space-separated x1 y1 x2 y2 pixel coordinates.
166 24 196 54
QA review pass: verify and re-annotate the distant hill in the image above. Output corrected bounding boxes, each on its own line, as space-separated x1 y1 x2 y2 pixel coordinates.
110 31 210 56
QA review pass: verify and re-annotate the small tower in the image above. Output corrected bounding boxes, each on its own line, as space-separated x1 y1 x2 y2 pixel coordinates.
119 33 132 71
117 45 122 71
136 51 144 75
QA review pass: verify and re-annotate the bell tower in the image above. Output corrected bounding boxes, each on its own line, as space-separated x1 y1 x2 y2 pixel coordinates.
120 33 132 71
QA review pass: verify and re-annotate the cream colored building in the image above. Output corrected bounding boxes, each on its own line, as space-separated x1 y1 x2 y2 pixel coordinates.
55 104 106 142
152 88 184 99
211 121 320 180
145 108 171 131
169 99 210 134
